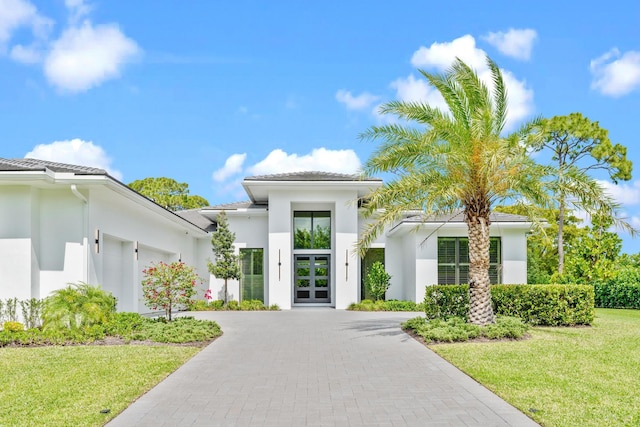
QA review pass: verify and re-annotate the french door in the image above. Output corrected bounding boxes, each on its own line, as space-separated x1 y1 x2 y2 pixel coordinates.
293 254 331 303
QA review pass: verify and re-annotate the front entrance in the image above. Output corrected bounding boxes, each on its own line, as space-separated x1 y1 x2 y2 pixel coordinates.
294 254 331 303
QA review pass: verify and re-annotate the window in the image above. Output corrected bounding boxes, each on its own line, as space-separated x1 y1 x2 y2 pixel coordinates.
293 211 331 249
437 237 501 284
240 248 264 302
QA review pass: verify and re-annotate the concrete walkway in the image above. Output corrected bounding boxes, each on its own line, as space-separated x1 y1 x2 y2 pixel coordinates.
107 309 538 426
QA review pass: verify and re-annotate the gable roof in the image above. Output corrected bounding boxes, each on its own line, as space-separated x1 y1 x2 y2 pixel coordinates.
0 158 108 175
0 157 209 235
244 171 381 182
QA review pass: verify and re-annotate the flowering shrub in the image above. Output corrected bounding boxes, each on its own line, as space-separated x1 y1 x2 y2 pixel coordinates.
141 262 201 320
204 289 212 300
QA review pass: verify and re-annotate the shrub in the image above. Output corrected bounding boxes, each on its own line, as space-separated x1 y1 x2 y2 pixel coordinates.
423 284 594 326
483 316 529 339
403 316 529 343
188 300 210 311
593 268 640 309
20 298 43 329
210 299 225 310
4 298 18 322
3 321 24 332
348 300 424 311
364 261 392 301
239 300 266 311
594 282 640 309
423 286 468 320
141 261 201 320
492 284 594 326
104 312 147 337
43 283 116 331
136 317 222 343
226 300 239 310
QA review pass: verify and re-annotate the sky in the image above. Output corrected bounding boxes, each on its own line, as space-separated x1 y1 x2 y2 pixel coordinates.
2 0 640 252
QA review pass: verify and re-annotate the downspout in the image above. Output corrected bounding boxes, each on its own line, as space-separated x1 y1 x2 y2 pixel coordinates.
70 185 90 284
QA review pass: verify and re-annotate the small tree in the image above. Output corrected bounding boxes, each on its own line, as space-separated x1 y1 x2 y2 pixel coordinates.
208 211 241 305
141 261 200 320
364 261 391 301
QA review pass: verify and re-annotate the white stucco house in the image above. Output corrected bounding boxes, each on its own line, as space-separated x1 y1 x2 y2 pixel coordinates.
0 158 532 312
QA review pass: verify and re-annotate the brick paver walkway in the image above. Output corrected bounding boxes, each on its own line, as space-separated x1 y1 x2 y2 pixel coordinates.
107 309 538 426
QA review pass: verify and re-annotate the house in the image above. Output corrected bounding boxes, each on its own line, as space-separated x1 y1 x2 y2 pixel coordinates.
179 171 531 309
0 159 531 312
0 158 210 313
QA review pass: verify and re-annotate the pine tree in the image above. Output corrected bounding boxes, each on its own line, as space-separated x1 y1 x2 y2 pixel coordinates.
208 212 241 305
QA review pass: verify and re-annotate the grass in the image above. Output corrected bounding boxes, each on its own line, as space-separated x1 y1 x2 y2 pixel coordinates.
430 309 640 427
0 345 200 426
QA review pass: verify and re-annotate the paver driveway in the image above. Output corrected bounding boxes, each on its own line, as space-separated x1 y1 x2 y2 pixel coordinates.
107 309 538 426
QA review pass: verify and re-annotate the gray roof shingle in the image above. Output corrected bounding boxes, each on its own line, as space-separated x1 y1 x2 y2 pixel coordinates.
244 171 381 182
202 201 267 210
0 158 108 175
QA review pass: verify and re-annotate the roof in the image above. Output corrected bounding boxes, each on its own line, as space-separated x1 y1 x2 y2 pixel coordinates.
0 158 108 175
174 208 217 231
202 201 268 210
1 157 210 235
401 211 530 223
244 171 381 182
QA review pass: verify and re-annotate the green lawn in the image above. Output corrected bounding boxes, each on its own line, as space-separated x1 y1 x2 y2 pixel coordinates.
431 308 640 427
0 345 200 426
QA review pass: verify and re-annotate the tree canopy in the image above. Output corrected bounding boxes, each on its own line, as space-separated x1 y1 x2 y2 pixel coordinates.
359 56 549 325
128 177 209 211
529 112 633 273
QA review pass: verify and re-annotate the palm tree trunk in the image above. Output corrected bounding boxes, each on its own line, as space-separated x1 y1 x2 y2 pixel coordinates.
467 214 495 325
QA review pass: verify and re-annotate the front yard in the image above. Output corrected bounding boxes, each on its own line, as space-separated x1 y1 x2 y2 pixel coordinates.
0 345 201 426
431 308 640 427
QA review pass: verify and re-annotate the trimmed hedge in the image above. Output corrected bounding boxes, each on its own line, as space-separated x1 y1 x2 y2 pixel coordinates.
594 282 640 309
424 284 595 326
348 299 425 311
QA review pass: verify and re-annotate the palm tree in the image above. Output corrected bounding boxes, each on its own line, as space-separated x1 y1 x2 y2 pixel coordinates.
359 56 548 325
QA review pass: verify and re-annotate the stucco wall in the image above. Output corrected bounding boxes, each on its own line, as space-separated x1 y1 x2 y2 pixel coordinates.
0 182 209 315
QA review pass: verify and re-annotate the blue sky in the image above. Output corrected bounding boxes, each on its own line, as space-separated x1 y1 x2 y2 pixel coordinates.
2 0 640 252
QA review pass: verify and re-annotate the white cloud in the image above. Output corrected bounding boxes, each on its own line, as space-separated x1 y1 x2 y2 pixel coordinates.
404 34 534 131
411 34 486 71
483 28 537 61
0 0 52 47
0 0 139 93
44 20 140 93
597 179 640 206
9 43 41 63
213 153 247 182
65 0 91 24
25 138 122 180
212 148 362 197
590 48 640 97
390 74 447 108
335 89 380 111
247 148 361 176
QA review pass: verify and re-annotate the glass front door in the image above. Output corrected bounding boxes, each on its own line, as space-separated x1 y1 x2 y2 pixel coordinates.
294 254 331 303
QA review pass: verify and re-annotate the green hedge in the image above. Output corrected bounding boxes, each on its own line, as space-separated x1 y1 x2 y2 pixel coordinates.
594 282 640 309
424 284 595 326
